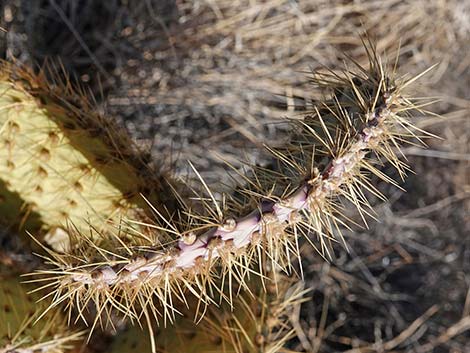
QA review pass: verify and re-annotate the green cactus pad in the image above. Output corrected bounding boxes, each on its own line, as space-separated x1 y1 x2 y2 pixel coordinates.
0 62 170 248
0 275 83 353
110 314 237 353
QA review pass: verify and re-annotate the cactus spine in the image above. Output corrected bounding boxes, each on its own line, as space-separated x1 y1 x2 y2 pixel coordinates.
110 272 306 353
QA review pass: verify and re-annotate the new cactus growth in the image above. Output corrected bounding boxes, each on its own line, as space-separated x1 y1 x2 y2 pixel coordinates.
0 61 173 249
32 45 433 346
0 275 83 353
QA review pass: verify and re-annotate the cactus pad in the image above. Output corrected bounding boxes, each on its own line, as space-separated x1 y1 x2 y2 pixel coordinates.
0 62 170 248
0 275 83 353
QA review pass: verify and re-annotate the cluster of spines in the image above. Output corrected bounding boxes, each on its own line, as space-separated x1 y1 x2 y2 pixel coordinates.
109 271 307 353
30 46 431 343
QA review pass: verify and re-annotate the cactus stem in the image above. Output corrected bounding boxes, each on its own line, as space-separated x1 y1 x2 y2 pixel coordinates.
31 46 433 338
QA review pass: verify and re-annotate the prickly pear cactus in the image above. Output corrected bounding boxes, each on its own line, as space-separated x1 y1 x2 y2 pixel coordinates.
0 62 171 249
0 274 83 353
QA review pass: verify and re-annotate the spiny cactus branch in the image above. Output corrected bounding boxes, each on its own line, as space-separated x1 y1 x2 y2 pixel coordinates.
31 47 432 336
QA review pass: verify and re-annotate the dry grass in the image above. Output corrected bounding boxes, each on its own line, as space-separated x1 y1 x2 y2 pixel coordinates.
1 0 469 352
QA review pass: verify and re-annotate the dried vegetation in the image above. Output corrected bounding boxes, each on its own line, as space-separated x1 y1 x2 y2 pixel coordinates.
0 0 469 352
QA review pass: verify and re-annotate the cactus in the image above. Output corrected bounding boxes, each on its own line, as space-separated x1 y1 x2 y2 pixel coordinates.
110 272 306 353
31 45 433 346
0 61 173 249
0 274 83 353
